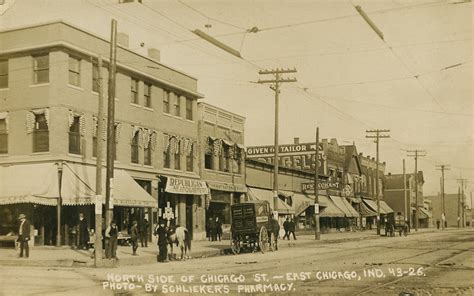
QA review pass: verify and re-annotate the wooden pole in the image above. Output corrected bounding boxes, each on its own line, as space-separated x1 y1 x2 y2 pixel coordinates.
314 127 320 240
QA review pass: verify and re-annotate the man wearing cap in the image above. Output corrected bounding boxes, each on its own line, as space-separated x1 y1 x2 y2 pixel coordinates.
17 214 31 258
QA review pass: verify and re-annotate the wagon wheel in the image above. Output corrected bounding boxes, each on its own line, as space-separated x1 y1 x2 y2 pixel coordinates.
258 226 269 253
231 239 241 255
269 232 276 252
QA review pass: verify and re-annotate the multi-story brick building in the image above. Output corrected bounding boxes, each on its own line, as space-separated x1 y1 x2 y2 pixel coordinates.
0 21 210 244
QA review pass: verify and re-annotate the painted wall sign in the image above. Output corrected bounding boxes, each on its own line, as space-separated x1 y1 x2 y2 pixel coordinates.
247 143 326 157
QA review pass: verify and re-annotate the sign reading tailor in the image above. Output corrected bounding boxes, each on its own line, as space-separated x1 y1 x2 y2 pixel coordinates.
247 143 325 156
165 177 210 195
302 181 341 193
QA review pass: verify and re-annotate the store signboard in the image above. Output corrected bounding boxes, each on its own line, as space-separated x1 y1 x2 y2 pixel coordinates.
165 177 210 195
302 180 341 193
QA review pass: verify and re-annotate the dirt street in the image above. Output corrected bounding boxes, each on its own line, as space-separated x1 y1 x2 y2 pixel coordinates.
0 229 472 296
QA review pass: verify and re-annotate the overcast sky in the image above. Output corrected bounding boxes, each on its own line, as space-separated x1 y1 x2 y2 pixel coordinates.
1 0 472 202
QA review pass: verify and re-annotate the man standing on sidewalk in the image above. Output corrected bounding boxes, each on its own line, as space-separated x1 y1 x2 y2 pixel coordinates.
283 218 290 240
288 218 297 240
17 214 30 258
130 220 139 256
139 218 149 247
78 213 89 250
154 221 168 262
105 221 118 259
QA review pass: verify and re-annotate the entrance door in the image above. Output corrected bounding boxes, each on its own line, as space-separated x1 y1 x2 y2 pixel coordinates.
186 197 193 239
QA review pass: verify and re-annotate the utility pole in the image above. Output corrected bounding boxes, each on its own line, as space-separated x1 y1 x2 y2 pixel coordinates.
407 150 427 231
403 159 408 226
105 20 118 227
258 68 297 211
314 127 320 240
436 164 450 230
457 177 467 227
366 129 390 235
94 55 105 266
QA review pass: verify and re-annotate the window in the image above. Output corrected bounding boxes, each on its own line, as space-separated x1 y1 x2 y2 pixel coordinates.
92 136 98 158
163 90 170 113
205 140 213 170
92 63 99 93
131 132 139 164
220 145 229 172
144 144 152 166
186 145 193 172
68 116 81 154
33 114 49 152
174 94 181 116
68 56 81 86
185 97 193 120
144 83 152 108
0 60 8 88
0 119 7 154
233 159 242 174
33 54 49 84
163 149 171 168
174 151 181 170
131 78 139 104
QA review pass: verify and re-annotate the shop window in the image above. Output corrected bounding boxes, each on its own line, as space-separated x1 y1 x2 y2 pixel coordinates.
185 97 193 120
186 145 193 172
131 132 139 164
163 90 170 113
0 119 7 154
131 78 139 104
33 54 49 84
68 56 81 86
68 116 81 154
92 63 99 92
0 60 8 88
144 82 152 108
174 94 181 117
33 114 49 152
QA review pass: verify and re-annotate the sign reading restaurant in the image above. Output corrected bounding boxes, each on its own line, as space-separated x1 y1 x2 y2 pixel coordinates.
301 181 341 193
247 143 327 172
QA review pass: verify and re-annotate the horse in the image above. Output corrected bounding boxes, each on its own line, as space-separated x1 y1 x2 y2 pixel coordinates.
166 226 192 260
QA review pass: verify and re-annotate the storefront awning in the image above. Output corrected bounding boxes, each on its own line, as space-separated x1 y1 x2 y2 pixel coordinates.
318 195 345 218
207 181 247 193
363 198 393 215
359 201 377 217
0 163 59 206
419 207 432 219
247 187 294 214
330 196 359 217
293 193 314 216
165 176 209 195
61 163 157 208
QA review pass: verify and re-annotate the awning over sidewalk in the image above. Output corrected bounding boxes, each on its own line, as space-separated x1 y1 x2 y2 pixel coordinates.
0 163 59 206
363 198 393 215
418 207 432 219
329 196 359 217
359 201 377 217
165 176 209 195
61 163 157 207
247 187 294 214
318 195 345 218
293 193 314 216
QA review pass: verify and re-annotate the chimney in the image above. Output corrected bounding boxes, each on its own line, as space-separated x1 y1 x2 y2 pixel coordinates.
294 137 300 144
148 48 160 62
117 32 129 48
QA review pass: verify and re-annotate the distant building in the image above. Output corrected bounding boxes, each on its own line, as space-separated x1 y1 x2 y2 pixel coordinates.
425 192 468 228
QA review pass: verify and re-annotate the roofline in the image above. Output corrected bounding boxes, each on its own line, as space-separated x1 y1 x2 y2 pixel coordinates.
0 20 202 86
198 102 246 121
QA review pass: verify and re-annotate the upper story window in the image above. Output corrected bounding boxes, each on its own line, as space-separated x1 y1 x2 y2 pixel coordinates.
220 145 230 172
69 116 81 155
33 54 49 84
163 90 170 114
185 98 193 120
33 113 49 152
204 139 213 170
174 94 181 117
131 78 139 104
144 83 152 108
131 131 139 164
144 139 152 166
0 60 8 89
68 56 81 86
92 63 99 93
0 118 7 154
186 144 193 172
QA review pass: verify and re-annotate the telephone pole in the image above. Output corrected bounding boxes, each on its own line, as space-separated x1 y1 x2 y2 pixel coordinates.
436 164 450 230
258 68 297 211
403 159 408 226
94 55 105 266
105 20 118 227
457 177 468 227
314 127 320 240
366 129 390 235
407 150 426 231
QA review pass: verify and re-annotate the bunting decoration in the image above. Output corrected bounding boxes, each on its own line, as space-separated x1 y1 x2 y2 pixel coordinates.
213 138 223 156
163 134 170 152
115 122 121 143
150 131 157 150
26 108 49 134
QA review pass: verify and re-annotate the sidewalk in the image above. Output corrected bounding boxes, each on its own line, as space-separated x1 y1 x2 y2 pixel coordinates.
0 228 441 268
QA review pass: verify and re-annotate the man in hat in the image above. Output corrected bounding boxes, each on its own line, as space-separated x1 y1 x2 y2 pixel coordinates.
130 220 139 256
17 214 31 258
78 213 89 250
154 221 168 262
105 221 118 259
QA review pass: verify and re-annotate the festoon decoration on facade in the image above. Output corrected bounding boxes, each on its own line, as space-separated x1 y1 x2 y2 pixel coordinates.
26 108 50 134
68 110 86 136
207 136 245 160
0 112 8 133
163 133 197 157
131 125 158 150
92 116 107 140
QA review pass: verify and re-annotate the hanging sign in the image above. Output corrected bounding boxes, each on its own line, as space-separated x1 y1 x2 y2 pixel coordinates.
165 176 210 195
